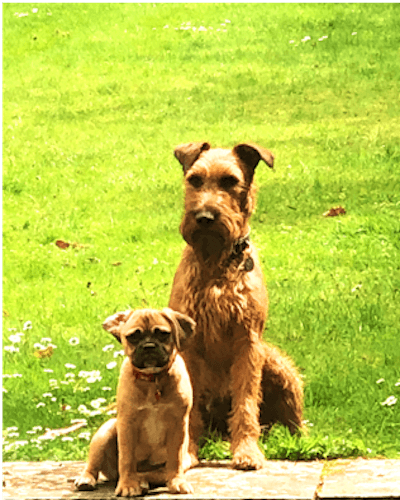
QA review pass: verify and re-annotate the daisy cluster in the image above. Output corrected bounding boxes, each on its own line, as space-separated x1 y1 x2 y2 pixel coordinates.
289 31 357 46
155 19 231 33
3 319 124 457
13 7 52 17
377 378 399 408
4 321 32 354
3 422 91 452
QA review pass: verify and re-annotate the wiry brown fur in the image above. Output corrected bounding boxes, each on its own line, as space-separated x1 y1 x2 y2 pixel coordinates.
169 142 304 471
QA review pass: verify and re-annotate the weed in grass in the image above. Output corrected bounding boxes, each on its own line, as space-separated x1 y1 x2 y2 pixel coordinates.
3 3 400 461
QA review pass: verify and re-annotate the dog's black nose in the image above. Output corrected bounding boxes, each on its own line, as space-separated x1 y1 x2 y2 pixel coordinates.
143 343 157 351
195 210 215 226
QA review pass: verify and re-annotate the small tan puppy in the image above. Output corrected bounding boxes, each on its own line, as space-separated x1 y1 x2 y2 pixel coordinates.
75 308 195 497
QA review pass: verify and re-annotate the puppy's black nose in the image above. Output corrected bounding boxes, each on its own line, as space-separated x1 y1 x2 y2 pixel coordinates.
143 343 157 351
195 210 215 226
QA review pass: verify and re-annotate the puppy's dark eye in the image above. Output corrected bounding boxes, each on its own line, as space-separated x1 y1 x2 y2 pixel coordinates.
125 329 142 344
220 175 239 190
187 175 203 189
153 328 171 338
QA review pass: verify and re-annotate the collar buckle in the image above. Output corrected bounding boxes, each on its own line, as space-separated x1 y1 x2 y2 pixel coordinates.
232 233 250 255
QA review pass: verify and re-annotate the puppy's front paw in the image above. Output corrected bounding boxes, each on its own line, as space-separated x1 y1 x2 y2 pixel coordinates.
115 479 143 497
232 441 267 470
75 472 97 491
168 476 194 494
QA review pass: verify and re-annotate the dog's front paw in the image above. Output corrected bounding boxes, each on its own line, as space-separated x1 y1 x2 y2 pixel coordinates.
232 441 267 470
75 472 97 491
168 476 194 494
168 477 194 494
115 479 143 497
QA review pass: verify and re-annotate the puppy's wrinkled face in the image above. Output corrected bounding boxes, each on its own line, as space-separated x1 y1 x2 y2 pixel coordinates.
121 313 174 370
103 308 195 373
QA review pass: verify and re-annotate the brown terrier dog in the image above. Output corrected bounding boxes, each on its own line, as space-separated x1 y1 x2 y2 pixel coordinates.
169 142 304 470
75 308 195 497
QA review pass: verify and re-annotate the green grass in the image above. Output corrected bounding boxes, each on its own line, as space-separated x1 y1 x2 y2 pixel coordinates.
3 3 400 461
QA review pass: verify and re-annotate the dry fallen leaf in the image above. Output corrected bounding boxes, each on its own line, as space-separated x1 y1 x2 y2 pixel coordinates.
56 240 85 250
55 239 70 249
323 206 346 217
38 422 87 441
33 345 54 359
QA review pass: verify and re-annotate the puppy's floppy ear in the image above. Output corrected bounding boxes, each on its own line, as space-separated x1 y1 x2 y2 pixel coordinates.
174 142 211 174
102 310 133 343
233 143 274 182
161 308 196 351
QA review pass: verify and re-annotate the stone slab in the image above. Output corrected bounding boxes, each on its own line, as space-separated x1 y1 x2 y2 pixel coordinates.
319 458 400 499
3 459 400 500
2 460 324 500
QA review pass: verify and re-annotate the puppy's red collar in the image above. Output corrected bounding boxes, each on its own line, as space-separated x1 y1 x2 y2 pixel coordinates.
130 354 176 401
130 358 173 382
131 367 163 401
133 370 158 382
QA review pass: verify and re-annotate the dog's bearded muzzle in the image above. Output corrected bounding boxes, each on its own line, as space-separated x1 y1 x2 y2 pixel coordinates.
181 208 235 261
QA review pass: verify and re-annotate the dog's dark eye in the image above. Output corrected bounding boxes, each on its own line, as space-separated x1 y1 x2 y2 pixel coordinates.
187 175 203 189
153 328 171 338
220 175 239 190
126 329 142 344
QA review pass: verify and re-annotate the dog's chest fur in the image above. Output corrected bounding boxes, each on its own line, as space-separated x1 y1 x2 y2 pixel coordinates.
182 248 259 343
132 385 181 464
137 403 168 448
118 357 190 464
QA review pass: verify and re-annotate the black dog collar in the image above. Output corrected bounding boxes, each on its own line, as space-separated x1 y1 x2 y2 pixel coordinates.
227 232 254 272
232 233 251 256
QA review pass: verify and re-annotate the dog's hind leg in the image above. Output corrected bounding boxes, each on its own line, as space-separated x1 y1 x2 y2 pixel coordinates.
75 418 118 491
260 344 304 434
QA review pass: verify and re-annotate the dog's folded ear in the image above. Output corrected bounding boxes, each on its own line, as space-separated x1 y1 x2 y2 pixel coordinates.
161 308 196 350
102 310 133 343
174 142 211 174
233 143 274 174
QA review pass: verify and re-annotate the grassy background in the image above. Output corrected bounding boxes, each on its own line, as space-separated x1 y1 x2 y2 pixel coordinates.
3 3 400 461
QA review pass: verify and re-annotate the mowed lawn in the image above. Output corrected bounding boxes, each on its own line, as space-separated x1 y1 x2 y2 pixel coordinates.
2 3 400 461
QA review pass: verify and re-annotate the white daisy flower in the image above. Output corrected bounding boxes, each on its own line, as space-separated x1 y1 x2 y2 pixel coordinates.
9 334 23 343
381 396 397 407
4 346 19 353
102 344 114 352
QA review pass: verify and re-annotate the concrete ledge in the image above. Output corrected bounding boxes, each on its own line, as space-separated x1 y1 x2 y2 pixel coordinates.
2 459 400 500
